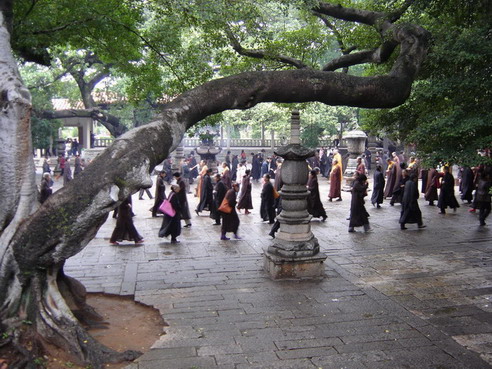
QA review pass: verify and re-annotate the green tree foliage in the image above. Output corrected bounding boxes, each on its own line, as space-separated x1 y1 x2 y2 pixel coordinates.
361 0 492 166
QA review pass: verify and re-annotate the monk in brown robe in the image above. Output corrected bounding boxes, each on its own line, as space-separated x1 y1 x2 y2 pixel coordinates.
329 159 342 201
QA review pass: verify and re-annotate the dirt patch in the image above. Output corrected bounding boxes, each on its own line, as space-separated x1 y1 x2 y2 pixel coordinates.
5 293 165 369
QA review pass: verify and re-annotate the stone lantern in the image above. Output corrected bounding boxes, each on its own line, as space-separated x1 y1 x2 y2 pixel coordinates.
172 139 185 173
263 110 327 279
342 129 367 190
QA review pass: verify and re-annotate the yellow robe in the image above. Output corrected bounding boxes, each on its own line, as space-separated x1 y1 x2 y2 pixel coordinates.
196 165 208 199
333 153 343 185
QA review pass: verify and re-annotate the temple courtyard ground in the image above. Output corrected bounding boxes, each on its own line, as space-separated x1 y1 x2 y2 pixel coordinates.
64 175 492 369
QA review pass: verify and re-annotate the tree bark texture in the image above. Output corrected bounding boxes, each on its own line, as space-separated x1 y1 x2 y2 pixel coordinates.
0 2 430 368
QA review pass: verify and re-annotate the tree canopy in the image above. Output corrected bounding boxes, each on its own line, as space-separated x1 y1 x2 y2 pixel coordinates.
361 0 492 166
13 0 491 166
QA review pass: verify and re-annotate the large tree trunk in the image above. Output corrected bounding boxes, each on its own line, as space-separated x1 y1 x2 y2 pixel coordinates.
0 3 430 368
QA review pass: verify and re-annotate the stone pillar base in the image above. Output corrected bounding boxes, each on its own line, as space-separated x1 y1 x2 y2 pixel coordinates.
263 251 327 280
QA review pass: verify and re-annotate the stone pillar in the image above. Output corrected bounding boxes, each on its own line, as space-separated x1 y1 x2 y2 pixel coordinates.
366 135 380 169
172 139 185 173
342 129 367 191
81 119 92 150
270 130 275 150
263 110 327 280
261 122 265 147
226 126 231 151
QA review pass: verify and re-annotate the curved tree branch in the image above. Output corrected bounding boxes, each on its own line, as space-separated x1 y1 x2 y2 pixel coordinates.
225 28 309 69
388 0 416 23
314 3 387 28
323 39 399 71
39 108 127 137
30 18 96 35
314 1 426 74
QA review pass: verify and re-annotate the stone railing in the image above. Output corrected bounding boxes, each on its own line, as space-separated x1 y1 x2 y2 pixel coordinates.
93 138 114 147
91 137 334 149
182 138 287 147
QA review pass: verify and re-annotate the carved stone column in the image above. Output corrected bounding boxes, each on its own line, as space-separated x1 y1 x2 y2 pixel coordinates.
172 139 185 173
342 129 367 191
263 110 327 279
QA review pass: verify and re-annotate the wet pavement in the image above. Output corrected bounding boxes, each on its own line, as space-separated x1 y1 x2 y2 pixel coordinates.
64 175 492 369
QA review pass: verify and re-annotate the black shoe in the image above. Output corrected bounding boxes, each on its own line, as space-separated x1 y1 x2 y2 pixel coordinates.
268 232 275 238
322 216 327 222
195 210 200 216
401 226 408 230
139 198 144 200
184 224 192 228
213 222 221 226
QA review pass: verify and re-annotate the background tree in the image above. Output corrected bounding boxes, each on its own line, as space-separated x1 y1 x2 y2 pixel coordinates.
360 0 492 165
0 1 429 367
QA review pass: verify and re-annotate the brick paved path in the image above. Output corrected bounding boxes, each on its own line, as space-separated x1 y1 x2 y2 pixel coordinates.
65 176 492 369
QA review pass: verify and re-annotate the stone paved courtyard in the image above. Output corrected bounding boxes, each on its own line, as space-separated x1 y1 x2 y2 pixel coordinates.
65 175 492 369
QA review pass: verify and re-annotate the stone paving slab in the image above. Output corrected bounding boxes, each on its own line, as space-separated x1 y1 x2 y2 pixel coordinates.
65 175 492 368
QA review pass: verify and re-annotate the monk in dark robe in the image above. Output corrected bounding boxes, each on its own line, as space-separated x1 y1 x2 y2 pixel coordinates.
476 171 491 226
252 153 261 182
151 171 166 217
220 183 241 240
221 162 232 189
425 167 439 205
39 173 53 204
460 166 474 204
400 173 426 229
231 155 239 181
110 196 144 245
390 169 409 206
196 168 214 214
348 174 371 233
63 158 73 186
260 174 276 224
174 172 191 227
420 167 428 194
158 185 182 243
73 155 83 176
213 174 228 225
307 170 327 221
438 166 460 214
237 169 253 214
371 165 385 208
328 159 342 201
189 155 198 180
